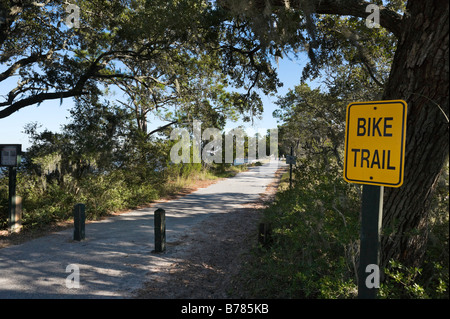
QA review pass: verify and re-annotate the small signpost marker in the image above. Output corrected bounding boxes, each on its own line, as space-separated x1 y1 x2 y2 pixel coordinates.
358 184 383 298
153 208 166 253
1 144 22 233
343 100 407 299
73 203 86 241
286 147 296 189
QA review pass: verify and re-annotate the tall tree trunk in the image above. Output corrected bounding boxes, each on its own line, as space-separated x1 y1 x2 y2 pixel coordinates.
381 0 449 269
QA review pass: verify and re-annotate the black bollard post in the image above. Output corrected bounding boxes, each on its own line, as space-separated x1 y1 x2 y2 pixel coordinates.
73 203 86 241
153 208 166 253
258 222 272 248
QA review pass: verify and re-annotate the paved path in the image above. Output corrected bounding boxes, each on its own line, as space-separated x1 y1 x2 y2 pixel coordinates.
0 161 283 298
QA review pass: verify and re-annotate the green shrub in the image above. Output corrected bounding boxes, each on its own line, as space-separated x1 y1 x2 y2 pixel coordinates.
380 260 448 299
238 161 449 299
238 167 361 298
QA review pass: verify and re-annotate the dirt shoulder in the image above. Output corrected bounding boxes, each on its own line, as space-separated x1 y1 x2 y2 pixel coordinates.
133 166 287 299
0 178 223 250
1 164 287 299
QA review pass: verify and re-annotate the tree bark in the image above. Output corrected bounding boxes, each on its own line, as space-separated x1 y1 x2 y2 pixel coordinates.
380 0 449 269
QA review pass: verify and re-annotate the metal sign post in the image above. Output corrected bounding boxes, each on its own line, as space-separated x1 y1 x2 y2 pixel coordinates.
358 184 383 299
286 147 296 189
289 147 293 189
1 144 22 233
343 100 407 299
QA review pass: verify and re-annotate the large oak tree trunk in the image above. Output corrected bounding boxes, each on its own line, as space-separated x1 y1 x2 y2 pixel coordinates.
380 0 449 269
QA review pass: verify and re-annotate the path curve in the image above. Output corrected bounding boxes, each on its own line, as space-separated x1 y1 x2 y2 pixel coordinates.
0 161 283 298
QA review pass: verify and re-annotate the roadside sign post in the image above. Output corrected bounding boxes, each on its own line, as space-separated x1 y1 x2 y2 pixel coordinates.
343 100 407 299
1 144 22 233
358 184 383 299
286 147 296 189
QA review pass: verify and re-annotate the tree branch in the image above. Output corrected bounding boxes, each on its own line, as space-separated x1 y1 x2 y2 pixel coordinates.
307 0 404 38
0 47 152 118
0 53 48 82
224 0 405 38
0 89 84 119
361 60 384 88
147 120 178 137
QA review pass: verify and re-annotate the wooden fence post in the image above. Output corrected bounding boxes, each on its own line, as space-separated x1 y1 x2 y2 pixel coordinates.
153 208 166 253
73 203 86 241
258 222 272 248
9 196 22 233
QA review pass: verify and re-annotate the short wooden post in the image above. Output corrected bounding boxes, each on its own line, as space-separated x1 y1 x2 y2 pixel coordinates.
8 167 18 233
258 222 272 248
73 203 86 241
289 147 293 189
9 196 22 233
153 208 166 253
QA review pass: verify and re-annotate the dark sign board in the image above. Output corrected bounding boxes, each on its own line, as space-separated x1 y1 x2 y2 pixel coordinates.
0 144 22 167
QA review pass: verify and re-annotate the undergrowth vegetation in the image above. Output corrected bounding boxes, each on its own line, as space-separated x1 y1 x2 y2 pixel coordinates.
238 160 448 299
0 161 247 231
236 81 448 299
0 99 250 232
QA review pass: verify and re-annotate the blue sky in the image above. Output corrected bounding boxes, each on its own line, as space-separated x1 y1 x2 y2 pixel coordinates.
0 55 311 151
